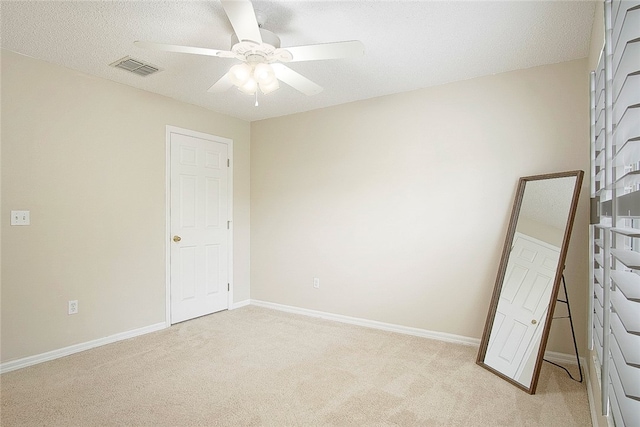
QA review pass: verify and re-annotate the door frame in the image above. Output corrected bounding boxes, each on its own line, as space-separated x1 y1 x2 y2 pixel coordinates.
165 125 234 327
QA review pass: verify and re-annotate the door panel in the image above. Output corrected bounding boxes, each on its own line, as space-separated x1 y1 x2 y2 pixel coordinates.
485 233 560 378
170 131 229 324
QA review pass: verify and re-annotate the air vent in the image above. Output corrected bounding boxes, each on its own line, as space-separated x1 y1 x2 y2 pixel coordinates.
110 56 161 77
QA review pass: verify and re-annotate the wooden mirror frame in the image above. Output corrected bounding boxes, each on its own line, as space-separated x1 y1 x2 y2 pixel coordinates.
476 170 584 394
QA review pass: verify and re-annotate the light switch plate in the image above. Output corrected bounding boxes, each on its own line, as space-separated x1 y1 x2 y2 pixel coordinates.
11 210 30 226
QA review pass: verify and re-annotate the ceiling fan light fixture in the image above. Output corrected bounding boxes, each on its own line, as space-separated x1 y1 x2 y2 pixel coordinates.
259 79 280 95
231 62 278 95
229 63 252 86
238 77 258 94
253 63 275 84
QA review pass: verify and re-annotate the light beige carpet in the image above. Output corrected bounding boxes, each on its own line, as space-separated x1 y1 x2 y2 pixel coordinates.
1 306 591 426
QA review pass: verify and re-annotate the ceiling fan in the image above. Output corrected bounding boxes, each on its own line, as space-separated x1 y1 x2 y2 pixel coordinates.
135 0 364 98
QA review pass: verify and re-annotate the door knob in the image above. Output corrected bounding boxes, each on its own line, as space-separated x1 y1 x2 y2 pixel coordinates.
173 235 181 242
531 319 537 325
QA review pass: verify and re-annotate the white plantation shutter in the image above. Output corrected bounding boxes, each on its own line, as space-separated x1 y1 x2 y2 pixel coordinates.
590 1 640 425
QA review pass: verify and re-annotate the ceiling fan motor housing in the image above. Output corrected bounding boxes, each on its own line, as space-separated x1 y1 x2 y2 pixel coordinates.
231 28 281 49
231 28 293 64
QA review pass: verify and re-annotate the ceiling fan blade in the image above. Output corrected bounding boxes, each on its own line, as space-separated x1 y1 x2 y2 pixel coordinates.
207 73 234 93
282 40 364 62
134 41 236 58
271 63 323 96
220 0 262 44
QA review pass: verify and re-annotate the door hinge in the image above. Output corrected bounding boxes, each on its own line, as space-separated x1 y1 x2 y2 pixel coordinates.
227 283 230 291
227 159 230 167
227 221 231 229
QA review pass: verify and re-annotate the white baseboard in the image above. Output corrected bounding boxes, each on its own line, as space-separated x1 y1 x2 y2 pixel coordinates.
250 299 480 347
230 299 251 310
587 372 615 427
586 367 599 427
544 350 587 367
1 301 584 376
250 300 584 366
0 322 167 374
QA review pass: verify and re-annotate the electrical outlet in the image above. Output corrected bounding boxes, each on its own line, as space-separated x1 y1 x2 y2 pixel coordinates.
313 278 320 289
68 300 78 315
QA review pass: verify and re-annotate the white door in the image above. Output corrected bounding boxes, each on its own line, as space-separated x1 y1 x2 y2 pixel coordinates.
485 232 560 379
170 129 229 324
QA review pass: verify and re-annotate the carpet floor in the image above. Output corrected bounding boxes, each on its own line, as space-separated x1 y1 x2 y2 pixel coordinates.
1 306 591 426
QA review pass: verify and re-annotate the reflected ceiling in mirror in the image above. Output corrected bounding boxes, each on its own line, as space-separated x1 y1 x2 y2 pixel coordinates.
517 177 577 248
476 170 583 394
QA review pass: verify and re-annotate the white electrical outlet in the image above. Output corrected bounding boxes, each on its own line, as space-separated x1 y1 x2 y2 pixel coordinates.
313 278 320 289
68 300 78 315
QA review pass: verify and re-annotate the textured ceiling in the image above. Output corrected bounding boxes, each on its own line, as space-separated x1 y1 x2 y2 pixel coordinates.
1 1 596 122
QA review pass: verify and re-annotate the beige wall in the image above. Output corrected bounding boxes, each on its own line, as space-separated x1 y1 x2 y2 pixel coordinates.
0 50 251 362
251 59 590 356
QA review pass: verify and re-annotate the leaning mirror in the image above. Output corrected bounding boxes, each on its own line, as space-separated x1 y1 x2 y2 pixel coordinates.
477 170 584 394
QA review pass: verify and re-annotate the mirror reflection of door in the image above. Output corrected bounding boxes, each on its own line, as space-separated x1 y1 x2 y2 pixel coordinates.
484 232 560 385
477 171 583 394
